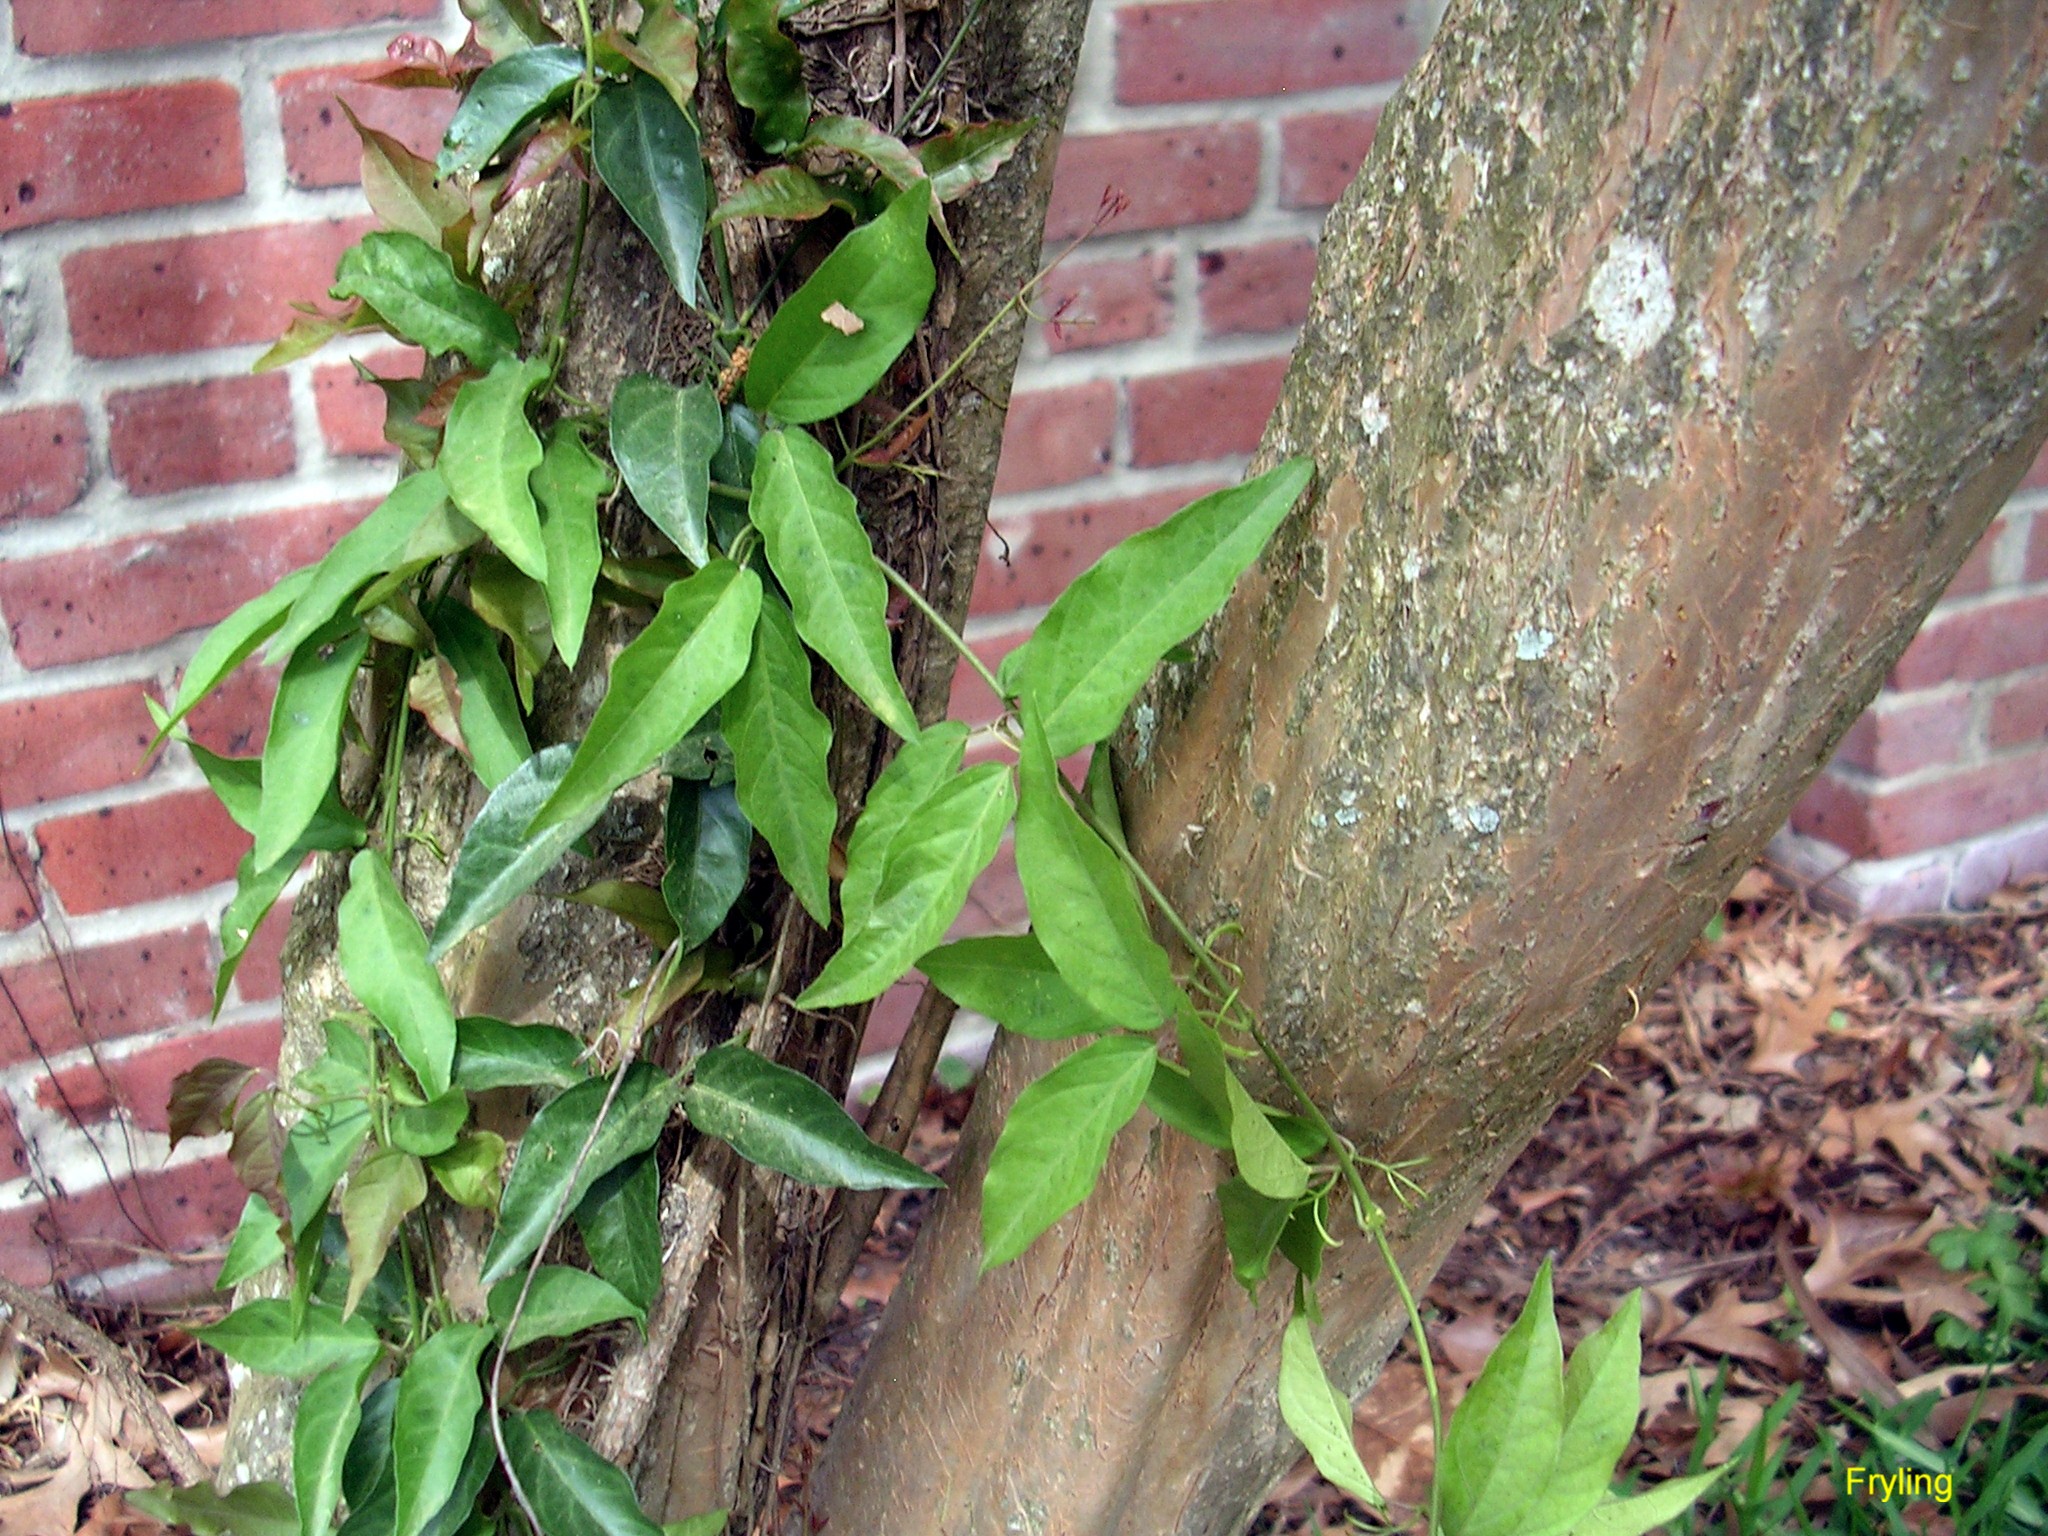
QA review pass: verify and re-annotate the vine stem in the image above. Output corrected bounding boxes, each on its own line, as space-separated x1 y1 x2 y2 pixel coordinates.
551 177 594 360
892 0 985 132
378 675 410 854
838 282 1034 472
879 557 1005 702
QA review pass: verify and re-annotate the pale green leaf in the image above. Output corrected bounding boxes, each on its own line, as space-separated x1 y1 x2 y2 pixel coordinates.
723 0 809 154
682 1044 941 1189
469 549 555 696
295 1357 369 1536
980 1034 1156 1269
488 1265 642 1349
392 1322 494 1536
331 231 519 367
266 470 452 664
1142 1060 1229 1149
347 103 468 245
252 616 369 873
710 164 853 226
664 1517 728 1536
387 1087 470 1158
1438 1260 1565 1536
428 1129 507 1210
723 595 835 925
591 72 708 304
282 1100 372 1240
616 2 698 112
338 849 459 1099
194 1300 378 1381
341 1147 427 1319
1224 1068 1310 1202
1524 1292 1646 1536
918 118 1033 202
154 570 311 750
803 114 923 188
1279 1309 1384 1509
438 44 584 177
430 746 599 958
441 355 551 582
129 1481 298 1536
749 428 917 738
610 374 723 566
430 600 532 790
532 422 611 668
217 1193 287 1291
1561 1473 1724 1536
915 933 1118 1040
501 1409 664 1536
840 721 964 934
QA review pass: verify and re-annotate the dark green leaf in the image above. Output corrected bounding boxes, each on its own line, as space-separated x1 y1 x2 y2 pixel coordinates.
592 72 708 304
338 850 459 1099
428 1129 507 1209
530 560 762 839
1277 1187 1332 1284
1142 1060 1229 1149
331 231 520 367
341 1147 427 1318
918 118 1033 202
723 596 835 925
574 1151 661 1315
1014 715 1178 1029
129 1481 298 1536
1523 1291 1644 1536
154 570 311 750
1224 1067 1310 1202
750 428 918 738
267 470 458 663
1279 1307 1383 1509
1216 1175 1291 1294
389 1087 470 1157
661 779 751 951
393 1322 494 1536
338 1378 398 1536
296 1357 370 1536
1017 459 1314 756
501 1409 664 1536
915 933 1118 1040
723 0 809 153
683 1044 941 1190
430 746 598 959
803 115 922 188
796 761 1013 1009
488 1264 642 1350
438 44 584 177
532 422 611 668
482 1064 678 1284
1438 1260 1564 1536
252 616 369 873
610 374 723 565
217 1193 287 1291
431 600 533 791
840 721 964 934
283 1100 373 1240
744 181 934 423
441 355 551 581
453 1014 588 1091
195 1299 379 1381
710 164 853 226
980 1034 1156 1269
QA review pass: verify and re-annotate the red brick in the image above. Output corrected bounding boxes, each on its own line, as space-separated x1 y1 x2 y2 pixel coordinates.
0 686 155 810
38 789 249 916
1991 672 2048 750
276 65 458 190
1280 108 1383 209
38 1018 279 1134
1830 695 1968 779
0 927 214 1062
992 382 1117 497
0 500 369 669
0 404 89 525
1129 358 1290 468
1045 126 1260 241
314 346 423 457
63 217 371 360
2028 513 2048 582
1792 749 2048 859
233 895 294 1004
0 1156 247 1299
1040 252 1175 355
107 374 295 497
1 834 41 936
948 628 1031 726
13 0 439 56
1198 240 1319 336
1117 0 1418 105
973 486 1225 617
0 82 242 232
1890 591 2048 691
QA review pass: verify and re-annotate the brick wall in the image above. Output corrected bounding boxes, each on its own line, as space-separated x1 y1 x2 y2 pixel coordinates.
0 0 2041 1298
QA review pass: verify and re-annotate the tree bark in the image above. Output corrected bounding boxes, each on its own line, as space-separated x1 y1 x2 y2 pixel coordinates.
813 3 2048 1532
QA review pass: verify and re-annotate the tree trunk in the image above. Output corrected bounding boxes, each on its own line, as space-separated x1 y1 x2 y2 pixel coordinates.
813 2 2048 1532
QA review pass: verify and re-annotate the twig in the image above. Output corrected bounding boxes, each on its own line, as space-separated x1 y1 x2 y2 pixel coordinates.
0 1274 206 1485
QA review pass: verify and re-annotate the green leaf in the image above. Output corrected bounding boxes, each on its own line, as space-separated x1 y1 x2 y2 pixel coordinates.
610 375 724 566
918 118 1033 202
1142 1060 1229 1149
915 933 1119 1040
682 1044 942 1190
453 1014 588 1091
723 595 835 926
252 616 369 873
393 1322 494 1536
488 1264 642 1350
1013 715 1179 1029
338 850 459 1099
723 0 809 153
431 600 533 789
664 1517 728 1536
744 181 934 423
283 1100 373 1240
500 1409 664 1536
1278 1187 1333 1284
840 722 964 933
331 231 520 368
1561 1473 1724 1536
564 878 678 947
256 306 356 372
616 2 698 111
438 44 585 177
1438 1260 1565 1536
1017 459 1314 757
154 570 312 749
533 423 611 668
214 850 296 1015
750 428 918 737
796 761 1013 1009
803 115 923 188
459 0 553 55
1217 1176 1291 1293
195 1299 379 1380
296 1358 369 1536
481 1063 678 1284
338 1378 398 1536
441 355 551 582
430 746 599 958
349 103 469 247
1278 1308 1384 1510
341 1147 427 1319
267 470 455 663
388 1087 470 1158
130 1482 298 1536
417 1409 498 1536
1524 1292 1646 1536
531 561 763 839
470 550 556 699
574 1151 661 1314
1224 1068 1310 1202
217 1193 287 1291
980 1034 1156 1269
591 72 708 304
428 1129 507 1209
710 164 854 226
662 779 752 951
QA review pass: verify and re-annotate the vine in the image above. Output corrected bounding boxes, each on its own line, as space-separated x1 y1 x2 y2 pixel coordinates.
133 2 1723 1533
